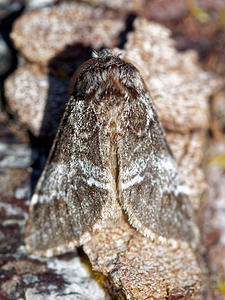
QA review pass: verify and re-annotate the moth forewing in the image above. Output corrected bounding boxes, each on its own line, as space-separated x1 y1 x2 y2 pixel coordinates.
26 49 198 257
116 94 198 246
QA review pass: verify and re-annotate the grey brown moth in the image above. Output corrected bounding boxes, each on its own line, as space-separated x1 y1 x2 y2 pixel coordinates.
26 49 198 257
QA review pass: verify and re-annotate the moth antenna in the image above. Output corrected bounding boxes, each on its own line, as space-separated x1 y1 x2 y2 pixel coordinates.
92 50 99 58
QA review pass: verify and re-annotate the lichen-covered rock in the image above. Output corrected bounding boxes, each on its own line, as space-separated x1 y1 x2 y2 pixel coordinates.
5 63 68 139
11 2 126 70
0 113 31 256
167 130 206 210
120 18 222 133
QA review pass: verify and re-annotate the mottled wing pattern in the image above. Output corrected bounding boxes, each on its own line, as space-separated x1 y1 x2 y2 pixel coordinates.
26 96 113 256
117 91 197 245
26 50 197 256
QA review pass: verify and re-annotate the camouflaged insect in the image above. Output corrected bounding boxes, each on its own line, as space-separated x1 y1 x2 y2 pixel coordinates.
26 49 198 257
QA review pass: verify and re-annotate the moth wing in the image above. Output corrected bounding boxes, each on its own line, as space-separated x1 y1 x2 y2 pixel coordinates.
117 93 197 245
26 97 114 256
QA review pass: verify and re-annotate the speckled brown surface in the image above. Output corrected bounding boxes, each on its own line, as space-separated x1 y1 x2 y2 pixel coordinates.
84 220 201 299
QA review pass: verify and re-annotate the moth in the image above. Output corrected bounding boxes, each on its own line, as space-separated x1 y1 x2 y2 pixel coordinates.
26 49 198 257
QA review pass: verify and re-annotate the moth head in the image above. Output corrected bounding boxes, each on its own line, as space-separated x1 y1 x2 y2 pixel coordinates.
69 49 146 104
